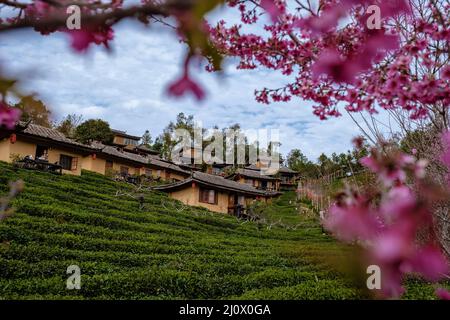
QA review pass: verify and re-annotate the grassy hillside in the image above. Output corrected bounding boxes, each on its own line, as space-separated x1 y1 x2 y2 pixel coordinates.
0 162 444 299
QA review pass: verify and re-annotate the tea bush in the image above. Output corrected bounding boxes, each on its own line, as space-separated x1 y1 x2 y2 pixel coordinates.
0 161 444 299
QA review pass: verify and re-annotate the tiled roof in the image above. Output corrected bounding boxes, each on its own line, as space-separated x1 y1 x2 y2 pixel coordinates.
12 123 191 175
245 164 297 175
155 171 280 197
235 168 280 180
18 122 98 151
91 142 148 164
136 144 159 154
111 129 141 140
148 157 190 175
91 141 189 174
245 164 261 171
278 166 298 174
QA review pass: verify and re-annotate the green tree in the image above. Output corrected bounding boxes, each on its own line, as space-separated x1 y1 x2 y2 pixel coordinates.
141 130 153 146
287 149 308 169
157 113 197 160
74 119 113 145
286 149 318 178
152 136 164 154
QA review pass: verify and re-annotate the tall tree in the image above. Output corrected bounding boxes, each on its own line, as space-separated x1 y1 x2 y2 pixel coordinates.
14 96 52 128
157 113 198 160
141 130 153 146
286 149 317 178
74 119 113 145
56 114 84 138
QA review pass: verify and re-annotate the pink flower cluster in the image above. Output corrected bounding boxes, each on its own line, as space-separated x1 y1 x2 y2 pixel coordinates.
167 56 205 101
0 102 21 130
210 0 450 120
24 0 115 52
65 26 115 53
325 145 449 298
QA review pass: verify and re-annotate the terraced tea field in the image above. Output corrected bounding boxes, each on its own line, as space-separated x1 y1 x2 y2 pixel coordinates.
0 162 444 299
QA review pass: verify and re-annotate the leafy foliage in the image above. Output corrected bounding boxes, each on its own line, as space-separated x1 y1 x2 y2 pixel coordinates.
14 96 52 128
74 119 113 145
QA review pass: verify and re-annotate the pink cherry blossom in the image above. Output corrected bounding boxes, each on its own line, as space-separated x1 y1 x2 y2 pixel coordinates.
312 49 361 84
25 0 50 16
296 6 346 35
0 102 21 130
325 144 449 299
435 288 450 300
373 229 412 264
260 0 285 23
65 26 114 53
442 66 450 81
380 186 416 220
378 0 411 18
404 246 449 281
167 74 205 101
325 194 383 242
360 150 417 186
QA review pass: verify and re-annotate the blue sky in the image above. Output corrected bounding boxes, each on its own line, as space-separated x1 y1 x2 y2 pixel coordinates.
0 5 383 161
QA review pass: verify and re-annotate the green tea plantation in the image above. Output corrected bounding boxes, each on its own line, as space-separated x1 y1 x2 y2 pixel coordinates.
0 162 445 299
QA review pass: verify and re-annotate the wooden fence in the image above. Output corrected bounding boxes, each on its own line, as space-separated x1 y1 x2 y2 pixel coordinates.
296 168 371 217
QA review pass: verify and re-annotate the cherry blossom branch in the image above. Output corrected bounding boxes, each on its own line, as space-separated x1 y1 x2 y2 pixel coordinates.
0 2 169 32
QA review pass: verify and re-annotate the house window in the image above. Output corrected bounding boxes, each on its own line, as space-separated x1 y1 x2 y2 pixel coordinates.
237 196 245 205
199 188 218 205
71 157 78 171
120 166 129 175
60 155 77 171
145 168 152 177
124 138 138 146
156 170 161 177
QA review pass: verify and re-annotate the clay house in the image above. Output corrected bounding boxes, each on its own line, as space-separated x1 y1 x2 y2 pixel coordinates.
155 171 280 215
277 166 299 190
147 156 190 181
246 162 299 190
206 163 232 176
82 142 189 181
0 122 98 176
82 142 150 177
111 129 161 158
111 129 141 150
133 144 160 157
175 145 203 172
0 122 190 181
227 168 281 191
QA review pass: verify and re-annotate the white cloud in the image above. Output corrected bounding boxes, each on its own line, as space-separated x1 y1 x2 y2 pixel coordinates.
0 16 385 162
